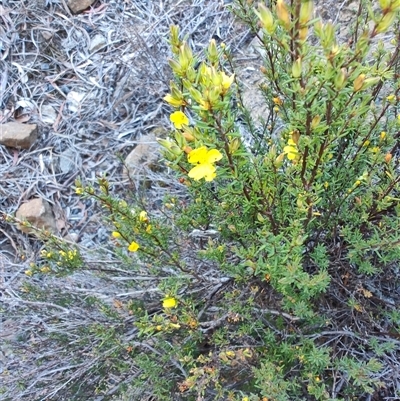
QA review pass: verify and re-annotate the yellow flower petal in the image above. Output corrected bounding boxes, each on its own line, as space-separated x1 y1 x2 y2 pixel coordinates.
283 145 298 154
188 163 216 181
188 146 208 164
128 241 140 252
163 297 177 308
112 231 121 238
221 72 235 90
170 111 189 129
205 149 223 163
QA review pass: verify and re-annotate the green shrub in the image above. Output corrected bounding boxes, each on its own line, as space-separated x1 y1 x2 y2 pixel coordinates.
13 0 400 400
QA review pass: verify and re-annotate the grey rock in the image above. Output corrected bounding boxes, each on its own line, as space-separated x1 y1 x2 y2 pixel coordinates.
89 34 107 53
124 133 160 179
57 148 80 174
67 0 96 14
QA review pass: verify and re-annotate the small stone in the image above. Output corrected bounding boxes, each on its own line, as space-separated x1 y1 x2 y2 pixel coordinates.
41 31 53 41
16 198 58 235
0 122 38 149
124 133 161 179
57 148 80 174
64 232 79 242
67 0 96 14
89 34 107 53
40 105 57 125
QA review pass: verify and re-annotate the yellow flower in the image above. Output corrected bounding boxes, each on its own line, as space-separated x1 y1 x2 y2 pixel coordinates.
145 224 152 233
170 111 189 129
187 146 223 182
139 211 148 222
283 138 300 160
40 266 51 273
25 270 33 276
386 94 396 102
75 187 83 195
163 297 178 308
220 71 235 91
128 241 140 252
273 97 283 106
112 231 121 238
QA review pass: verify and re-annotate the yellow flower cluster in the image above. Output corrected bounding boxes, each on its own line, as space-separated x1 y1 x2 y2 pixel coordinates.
111 210 152 253
59 249 78 261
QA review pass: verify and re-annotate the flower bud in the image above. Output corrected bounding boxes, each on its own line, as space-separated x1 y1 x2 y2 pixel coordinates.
378 0 391 9
256 3 275 34
385 153 392 163
360 77 381 91
157 138 173 150
228 137 241 154
276 0 291 31
334 68 347 90
353 73 366 92
178 42 194 71
300 1 314 24
188 86 203 104
183 145 192 154
323 22 335 48
207 39 219 64
170 144 184 156
274 152 285 167
291 130 300 145
174 131 186 148
169 25 181 54
298 27 308 41
376 11 396 33
292 57 302 78
183 131 195 141
311 115 321 129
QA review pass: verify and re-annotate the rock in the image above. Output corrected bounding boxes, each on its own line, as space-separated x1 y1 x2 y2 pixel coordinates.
67 0 96 14
89 34 107 53
16 198 58 235
0 122 38 149
40 104 57 125
66 91 85 113
124 133 161 179
57 148 80 174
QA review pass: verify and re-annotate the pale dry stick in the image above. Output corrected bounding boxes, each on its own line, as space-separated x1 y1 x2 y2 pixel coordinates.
333 0 351 24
